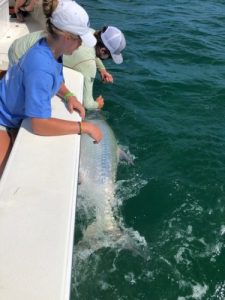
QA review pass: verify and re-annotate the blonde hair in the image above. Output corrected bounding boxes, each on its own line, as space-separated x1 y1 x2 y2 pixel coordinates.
42 0 58 18
42 0 59 38
42 0 80 40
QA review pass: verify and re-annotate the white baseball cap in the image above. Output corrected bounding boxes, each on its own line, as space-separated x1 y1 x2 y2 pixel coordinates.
101 26 126 64
50 1 96 47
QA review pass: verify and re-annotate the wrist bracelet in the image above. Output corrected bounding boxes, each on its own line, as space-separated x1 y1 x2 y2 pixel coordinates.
78 121 82 135
64 91 74 102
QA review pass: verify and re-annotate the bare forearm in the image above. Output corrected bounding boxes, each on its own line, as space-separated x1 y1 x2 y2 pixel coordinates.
31 118 103 143
31 118 80 136
57 83 69 99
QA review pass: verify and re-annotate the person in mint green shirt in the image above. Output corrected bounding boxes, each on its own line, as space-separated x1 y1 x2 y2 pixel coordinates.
8 26 126 110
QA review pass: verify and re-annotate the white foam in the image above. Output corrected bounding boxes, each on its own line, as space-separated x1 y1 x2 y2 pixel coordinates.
99 280 113 290
220 225 225 235
174 247 185 263
191 283 208 299
124 272 136 285
187 225 192 235
115 176 148 204
209 242 223 262
75 167 149 261
213 281 225 299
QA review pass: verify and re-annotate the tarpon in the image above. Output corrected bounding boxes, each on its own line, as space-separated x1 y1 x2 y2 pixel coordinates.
77 111 134 254
76 111 148 261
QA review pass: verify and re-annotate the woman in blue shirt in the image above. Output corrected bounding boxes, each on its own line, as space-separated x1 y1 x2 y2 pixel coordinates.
0 0 102 177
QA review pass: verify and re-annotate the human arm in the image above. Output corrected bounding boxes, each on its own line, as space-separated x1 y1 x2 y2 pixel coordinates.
31 118 103 143
14 0 26 13
96 57 105 71
26 77 101 141
19 0 37 11
99 69 113 83
96 57 113 83
57 83 85 119
83 73 104 110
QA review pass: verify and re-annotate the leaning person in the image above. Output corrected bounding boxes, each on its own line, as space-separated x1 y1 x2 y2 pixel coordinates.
8 26 126 110
0 0 102 177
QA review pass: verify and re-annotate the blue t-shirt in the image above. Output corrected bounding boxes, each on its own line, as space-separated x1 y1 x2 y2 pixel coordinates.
0 38 64 128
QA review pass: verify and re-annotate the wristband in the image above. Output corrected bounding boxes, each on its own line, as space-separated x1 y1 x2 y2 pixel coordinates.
78 121 82 135
64 92 74 102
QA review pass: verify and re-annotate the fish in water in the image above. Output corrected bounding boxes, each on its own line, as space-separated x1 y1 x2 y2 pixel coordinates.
78 111 126 238
77 111 147 257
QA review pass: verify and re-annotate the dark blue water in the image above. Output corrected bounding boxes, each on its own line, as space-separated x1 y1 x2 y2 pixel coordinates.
71 1 225 299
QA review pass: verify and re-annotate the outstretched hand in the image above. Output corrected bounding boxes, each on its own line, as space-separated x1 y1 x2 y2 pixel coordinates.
96 95 104 109
100 69 113 83
82 122 103 144
66 95 85 119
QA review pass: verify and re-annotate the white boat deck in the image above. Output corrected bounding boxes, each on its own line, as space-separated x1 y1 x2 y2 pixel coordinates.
0 5 43 69
0 2 83 299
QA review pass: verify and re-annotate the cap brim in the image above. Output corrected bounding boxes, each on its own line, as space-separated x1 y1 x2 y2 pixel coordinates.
81 31 96 47
111 53 123 64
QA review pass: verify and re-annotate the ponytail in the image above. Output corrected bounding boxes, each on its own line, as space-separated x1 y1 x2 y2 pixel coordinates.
42 0 59 38
42 0 58 18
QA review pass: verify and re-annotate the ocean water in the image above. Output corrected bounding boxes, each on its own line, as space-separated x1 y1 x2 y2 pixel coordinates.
71 1 225 299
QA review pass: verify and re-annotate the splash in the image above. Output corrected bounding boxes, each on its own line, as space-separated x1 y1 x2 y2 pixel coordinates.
74 175 148 261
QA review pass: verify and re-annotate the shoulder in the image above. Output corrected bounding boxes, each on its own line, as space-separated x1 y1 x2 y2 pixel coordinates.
26 38 51 59
22 38 60 72
12 30 45 48
64 43 95 67
90 28 96 34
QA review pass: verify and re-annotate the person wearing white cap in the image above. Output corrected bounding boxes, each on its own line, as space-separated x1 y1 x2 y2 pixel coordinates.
8 25 126 110
66 25 126 110
0 0 103 177
98 26 126 65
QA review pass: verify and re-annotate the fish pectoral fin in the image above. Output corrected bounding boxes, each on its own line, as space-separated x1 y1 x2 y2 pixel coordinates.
118 148 134 165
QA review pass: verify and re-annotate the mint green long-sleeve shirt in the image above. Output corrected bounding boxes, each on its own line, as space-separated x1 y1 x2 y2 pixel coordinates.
63 29 105 110
8 29 106 110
